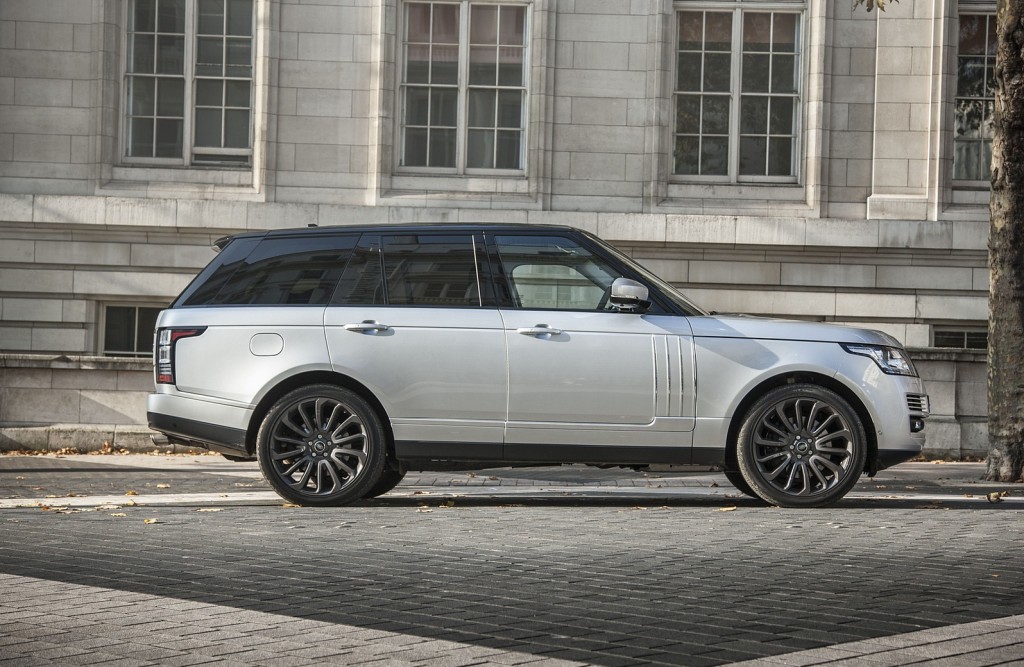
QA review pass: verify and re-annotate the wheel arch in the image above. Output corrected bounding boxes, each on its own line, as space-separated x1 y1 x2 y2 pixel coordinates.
244 371 394 457
724 371 878 475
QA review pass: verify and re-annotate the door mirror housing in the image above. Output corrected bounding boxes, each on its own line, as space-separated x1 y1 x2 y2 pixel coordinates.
609 278 651 313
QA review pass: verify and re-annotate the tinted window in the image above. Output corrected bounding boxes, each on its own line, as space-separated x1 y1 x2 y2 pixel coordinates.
332 236 385 305
193 235 357 306
494 235 621 311
381 235 482 307
177 236 261 306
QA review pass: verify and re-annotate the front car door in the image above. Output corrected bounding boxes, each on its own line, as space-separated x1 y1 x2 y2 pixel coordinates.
491 232 696 462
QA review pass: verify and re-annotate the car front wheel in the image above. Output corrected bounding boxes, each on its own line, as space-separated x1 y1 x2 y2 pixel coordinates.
256 385 386 506
736 384 866 508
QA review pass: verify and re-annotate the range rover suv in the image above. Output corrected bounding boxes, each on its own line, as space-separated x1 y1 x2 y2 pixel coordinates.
148 224 929 508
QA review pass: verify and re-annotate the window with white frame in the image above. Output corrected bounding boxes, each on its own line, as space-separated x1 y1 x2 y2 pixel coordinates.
954 14 995 182
124 0 254 166
673 7 801 181
399 1 528 172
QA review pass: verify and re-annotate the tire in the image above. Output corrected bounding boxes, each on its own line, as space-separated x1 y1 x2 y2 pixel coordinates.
256 384 386 507
736 384 867 508
723 470 758 499
363 468 407 498
221 453 253 462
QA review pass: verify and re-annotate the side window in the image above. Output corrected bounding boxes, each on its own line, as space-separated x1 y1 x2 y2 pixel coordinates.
189 235 357 306
333 236 386 305
381 235 483 307
493 235 623 311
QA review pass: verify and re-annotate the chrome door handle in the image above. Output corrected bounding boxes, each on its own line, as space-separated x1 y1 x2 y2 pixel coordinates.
517 325 562 337
343 321 390 333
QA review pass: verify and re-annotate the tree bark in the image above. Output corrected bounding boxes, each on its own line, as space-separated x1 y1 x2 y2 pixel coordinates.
987 0 1024 482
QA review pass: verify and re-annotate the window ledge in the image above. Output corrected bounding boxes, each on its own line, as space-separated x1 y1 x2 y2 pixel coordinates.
105 165 254 188
385 173 533 200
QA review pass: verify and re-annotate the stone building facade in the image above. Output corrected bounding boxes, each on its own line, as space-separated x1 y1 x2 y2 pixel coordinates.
0 0 991 456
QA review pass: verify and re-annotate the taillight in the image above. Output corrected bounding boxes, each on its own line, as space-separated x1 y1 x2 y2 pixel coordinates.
156 327 206 385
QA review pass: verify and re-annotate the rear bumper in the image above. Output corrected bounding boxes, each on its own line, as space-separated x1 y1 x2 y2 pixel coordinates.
147 392 252 455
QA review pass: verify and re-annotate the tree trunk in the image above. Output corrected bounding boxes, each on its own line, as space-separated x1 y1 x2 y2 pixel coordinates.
987 0 1024 482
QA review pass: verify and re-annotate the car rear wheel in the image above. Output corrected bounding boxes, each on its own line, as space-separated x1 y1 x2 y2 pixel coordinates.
256 385 385 506
364 469 407 498
722 470 757 499
736 384 866 508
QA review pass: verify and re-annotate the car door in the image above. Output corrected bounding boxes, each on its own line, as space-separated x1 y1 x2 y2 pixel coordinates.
492 233 695 457
324 233 507 459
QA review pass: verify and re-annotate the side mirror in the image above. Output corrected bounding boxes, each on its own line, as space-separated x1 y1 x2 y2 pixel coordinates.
609 277 651 313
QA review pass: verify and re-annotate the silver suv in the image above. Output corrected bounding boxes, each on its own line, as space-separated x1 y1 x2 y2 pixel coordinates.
148 224 929 508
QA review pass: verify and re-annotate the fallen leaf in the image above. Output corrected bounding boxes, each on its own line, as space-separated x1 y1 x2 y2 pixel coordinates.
15 476 25 481
631 506 648 510
282 503 300 508
986 492 1004 504
440 499 456 508
95 505 122 510
110 513 127 517
125 490 139 496
195 508 223 513
66 492 79 497
412 490 430 495
156 484 170 489
717 506 738 512
143 518 160 524
416 508 433 513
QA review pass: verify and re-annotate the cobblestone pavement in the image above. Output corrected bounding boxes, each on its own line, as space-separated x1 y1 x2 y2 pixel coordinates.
1 455 1023 666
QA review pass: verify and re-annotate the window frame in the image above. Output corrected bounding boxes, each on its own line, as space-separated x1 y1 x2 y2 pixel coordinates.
102 304 165 357
669 2 805 186
951 10 996 188
121 0 256 168
395 0 531 177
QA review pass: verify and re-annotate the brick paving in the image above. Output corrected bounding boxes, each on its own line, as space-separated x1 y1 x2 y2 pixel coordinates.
0 455 1022 666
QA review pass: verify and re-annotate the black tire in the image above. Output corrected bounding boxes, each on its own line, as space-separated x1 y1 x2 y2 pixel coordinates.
723 470 758 498
736 384 867 508
363 468 407 498
256 384 386 507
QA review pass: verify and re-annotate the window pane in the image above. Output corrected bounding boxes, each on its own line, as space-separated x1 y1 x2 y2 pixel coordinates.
197 36 223 75
965 331 988 349
953 140 981 180
701 136 728 175
495 130 520 169
702 95 729 134
678 12 702 50
431 88 458 127
771 54 797 94
703 53 731 92
674 135 699 175
333 242 385 305
741 95 768 134
958 57 986 97
406 45 430 83
225 80 250 107
739 136 766 175
470 46 496 85
226 39 252 77
468 89 496 127
433 3 459 43
129 118 154 157
196 79 222 106
104 307 136 354
404 127 428 166
500 6 525 45
406 3 431 42
429 128 456 167
497 47 523 86
156 77 184 116
131 34 155 73
198 0 224 34
158 0 185 33
130 77 156 115
382 236 480 307
773 14 797 53
705 12 732 51
227 0 252 36
134 0 156 32
677 52 702 91
742 53 770 93
471 5 498 44
467 129 494 168
955 99 984 138
405 86 430 125
224 108 250 147
195 108 222 147
675 94 700 133
768 137 792 176
431 44 459 84
155 118 183 156
743 13 771 52
156 35 185 74
769 96 794 135
959 15 987 55
498 90 522 128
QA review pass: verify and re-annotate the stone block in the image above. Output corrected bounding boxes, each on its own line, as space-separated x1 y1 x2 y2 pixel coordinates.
0 267 74 293
32 195 105 225
129 243 216 269
556 69 646 98
79 390 148 425
572 42 630 70
105 198 178 228
0 426 49 452
836 292 916 319
925 379 955 416
176 199 248 229
298 32 353 61
877 265 973 291
921 417 960 458
666 216 736 245
556 125 645 154
0 327 32 350
767 290 837 317
52 369 118 390
959 420 989 459
0 387 80 423
782 263 876 288
735 217 806 246
570 152 625 181
0 193 33 222
13 134 71 163
35 240 131 266
15 21 74 50
597 213 665 243
31 327 86 353
277 115 368 145
117 370 157 392
294 144 351 172
0 238 33 262
72 270 191 299
558 13 647 42
805 218 878 248
878 220 952 249
295 89 353 117
247 202 319 230
0 1 93 23
634 257 688 282
956 378 987 417
917 295 987 321
318 204 389 226
49 424 116 452
3 298 62 322
62 300 88 323
14 78 73 106
570 98 627 126
113 425 162 451
690 260 781 286
0 368 53 389
526 210 598 234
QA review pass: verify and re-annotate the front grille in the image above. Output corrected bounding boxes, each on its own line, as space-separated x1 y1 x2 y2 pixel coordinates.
906 393 930 417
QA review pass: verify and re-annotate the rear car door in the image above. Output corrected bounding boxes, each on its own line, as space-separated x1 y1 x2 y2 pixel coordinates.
324 233 507 459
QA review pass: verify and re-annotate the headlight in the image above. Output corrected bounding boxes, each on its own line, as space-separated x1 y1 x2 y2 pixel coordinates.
841 344 917 376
